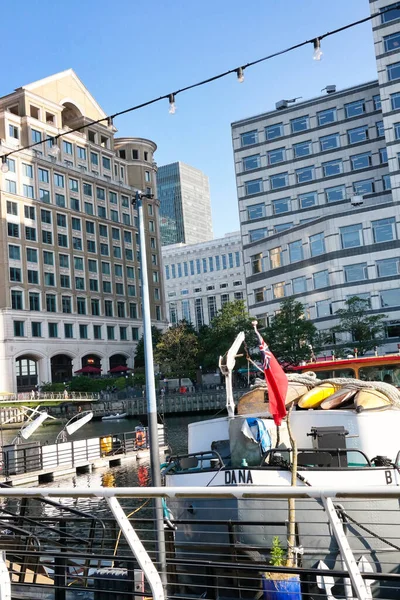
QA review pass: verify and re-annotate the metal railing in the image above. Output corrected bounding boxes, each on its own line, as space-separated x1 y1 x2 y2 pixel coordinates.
0 486 398 599
1 391 100 403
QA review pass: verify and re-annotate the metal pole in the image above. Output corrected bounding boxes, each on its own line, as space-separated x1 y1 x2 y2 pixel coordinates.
137 192 167 585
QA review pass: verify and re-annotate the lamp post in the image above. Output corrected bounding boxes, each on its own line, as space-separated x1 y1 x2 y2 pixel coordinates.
132 191 166 585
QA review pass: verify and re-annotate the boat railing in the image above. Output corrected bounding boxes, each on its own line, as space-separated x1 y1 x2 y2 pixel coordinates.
262 446 372 468
167 450 224 472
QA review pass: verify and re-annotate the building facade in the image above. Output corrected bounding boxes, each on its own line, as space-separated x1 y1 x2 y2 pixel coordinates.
157 161 213 246
162 232 246 329
232 0 400 354
0 69 165 392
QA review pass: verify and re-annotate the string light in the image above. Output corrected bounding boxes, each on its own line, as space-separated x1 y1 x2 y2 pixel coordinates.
1 157 8 173
48 139 61 158
236 67 245 83
168 94 176 115
0 1 399 161
313 38 323 61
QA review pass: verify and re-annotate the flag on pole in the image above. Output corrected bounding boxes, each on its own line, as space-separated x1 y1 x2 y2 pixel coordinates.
252 322 288 426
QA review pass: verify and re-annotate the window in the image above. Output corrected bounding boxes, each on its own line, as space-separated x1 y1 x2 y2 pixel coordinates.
351 152 372 170
84 202 93 215
113 246 122 259
6 158 15 173
73 237 82 251
288 240 303 262
384 32 400 53
119 326 127 341
128 284 136 296
377 121 384 137
99 224 108 237
387 62 400 81
26 248 37 263
63 141 73 155
249 228 268 242
90 152 99 167
377 258 400 277
380 148 388 164
348 126 368 144
313 270 329 290
254 288 265 303
39 189 50 203
344 263 368 282
23 185 34 199
29 292 40 311
325 185 346 203
56 194 66 208
124 230 132 244
10 267 21 282
298 192 317 209
70 198 80 211
251 253 263 274
270 172 288 189
43 251 53 265
322 159 342 177
48 323 58 338
265 123 283 140
58 233 68 247
14 321 24 337
386 321 400 339
296 166 314 183
100 243 109 256
353 179 375 195
272 282 285 299
74 256 84 270
381 289 400 307
44 272 55 286
11 290 23 310
383 174 392 190
267 147 286 164
25 226 36 241
9 124 19 139
8 223 19 238
243 155 260 171
77 146 86 160
102 262 110 275
107 326 115 340
132 149 139 160
319 133 340 152
54 173 64 188
309 232 325 257
28 270 38 284
63 323 73 339
270 247 282 269
103 281 112 293
46 294 56 312
92 325 101 340
77 297 86 315
292 276 307 294
340 223 363 248
391 92 400 112
38 168 49 183
345 100 365 118
381 3 400 23
98 206 106 218
317 108 336 126
241 130 258 146
290 116 309 133
9 245 20 260
6 180 16 194
56 213 66 228
293 140 312 158
91 299 100 316
274 222 293 233
372 217 396 243
110 210 119 223
102 156 111 170
316 300 332 318
115 264 123 277
61 296 71 314
83 183 92 196
7 201 18 215
122 213 130 225
32 322 41 337
79 324 88 340
75 277 85 290
109 191 117 204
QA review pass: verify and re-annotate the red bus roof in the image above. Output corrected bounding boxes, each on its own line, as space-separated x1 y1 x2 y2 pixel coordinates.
290 354 400 371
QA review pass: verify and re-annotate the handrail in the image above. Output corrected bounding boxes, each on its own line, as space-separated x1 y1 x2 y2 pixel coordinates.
262 446 372 467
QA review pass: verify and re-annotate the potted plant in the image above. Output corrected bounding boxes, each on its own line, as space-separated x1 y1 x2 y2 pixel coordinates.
262 536 302 599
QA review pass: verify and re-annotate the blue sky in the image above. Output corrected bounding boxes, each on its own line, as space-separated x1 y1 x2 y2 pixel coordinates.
1 0 377 237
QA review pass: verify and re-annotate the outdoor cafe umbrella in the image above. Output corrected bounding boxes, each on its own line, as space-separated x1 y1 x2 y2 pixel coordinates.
74 366 101 374
108 366 132 373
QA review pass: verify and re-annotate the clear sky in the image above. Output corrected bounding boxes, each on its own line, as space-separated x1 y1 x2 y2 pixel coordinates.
1 0 377 238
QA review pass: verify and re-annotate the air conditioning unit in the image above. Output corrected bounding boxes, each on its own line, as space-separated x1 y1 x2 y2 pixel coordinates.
351 195 364 206
275 100 288 110
326 85 336 94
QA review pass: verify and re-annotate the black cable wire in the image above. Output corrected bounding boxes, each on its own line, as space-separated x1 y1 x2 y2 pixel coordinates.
1 1 399 162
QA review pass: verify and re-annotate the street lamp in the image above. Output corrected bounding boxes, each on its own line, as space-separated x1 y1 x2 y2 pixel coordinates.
132 190 166 582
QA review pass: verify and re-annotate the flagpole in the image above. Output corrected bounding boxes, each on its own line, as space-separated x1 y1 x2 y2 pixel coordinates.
285 404 297 568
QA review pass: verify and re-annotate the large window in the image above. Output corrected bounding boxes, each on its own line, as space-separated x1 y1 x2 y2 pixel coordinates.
344 263 368 282
381 3 400 23
351 152 372 170
251 253 263 274
381 289 400 307
299 192 317 209
347 126 368 144
241 130 258 146
387 62 400 81
272 197 290 214
391 92 400 111
322 159 342 177
292 276 307 294
270 247 282 269
270 173 288 189
313 270 329 289
320 133 340 152
265 123 283 140
345 100 365 118
296 166 314 183
272 282 285 299
249 228 268 242
317 108 336 126
293 140 312 158
384 32 400 53
267 147 286 164
288 240 303 263
247 203 265 220
245 179 263 195
316 300 332 317
309 232 325 256
290 116 309 133
377 257 400 277
353 179 375 195
372 217 396 243
11 290 23 310
340 224 363 248
243 155 260 171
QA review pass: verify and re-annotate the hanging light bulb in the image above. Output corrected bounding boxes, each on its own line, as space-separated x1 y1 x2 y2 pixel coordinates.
313 38 323 61
236 67 245 83
1 157 9 173
48 138 60 158
168 94 176 115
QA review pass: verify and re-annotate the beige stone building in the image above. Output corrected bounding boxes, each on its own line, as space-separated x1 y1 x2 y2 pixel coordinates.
0 69 165 392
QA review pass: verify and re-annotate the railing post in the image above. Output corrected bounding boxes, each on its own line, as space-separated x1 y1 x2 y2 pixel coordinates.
54 519 67 600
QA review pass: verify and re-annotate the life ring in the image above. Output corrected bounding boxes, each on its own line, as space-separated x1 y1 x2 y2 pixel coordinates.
136 430 146 448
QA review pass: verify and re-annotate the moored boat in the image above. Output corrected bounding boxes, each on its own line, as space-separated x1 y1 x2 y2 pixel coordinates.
101 412 127 421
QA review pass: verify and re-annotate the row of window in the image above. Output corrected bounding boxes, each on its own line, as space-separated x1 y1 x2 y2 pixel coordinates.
242 121 384 174
169 292 244 326
165 252 242 280
240 96 382 148
167 281 243 298
10 292 142 318
13 320 141 342
250 218 397 273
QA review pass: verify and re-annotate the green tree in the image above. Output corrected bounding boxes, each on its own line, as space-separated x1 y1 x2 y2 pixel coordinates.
264 298 319 366
197 300 256 371
154 321 198 385
134 326 163 368
331 296 387 355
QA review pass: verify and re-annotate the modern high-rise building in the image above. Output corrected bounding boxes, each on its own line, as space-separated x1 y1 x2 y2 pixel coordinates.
157 161 213 246
162 232 246 329
232 0 400 354
0 69 165 392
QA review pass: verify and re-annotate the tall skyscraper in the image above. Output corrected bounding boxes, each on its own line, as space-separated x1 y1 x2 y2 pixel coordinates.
157 161 213 246
232 0 400 355
0 69 165 392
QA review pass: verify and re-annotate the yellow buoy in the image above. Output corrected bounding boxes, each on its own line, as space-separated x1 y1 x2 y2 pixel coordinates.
298 383 339 409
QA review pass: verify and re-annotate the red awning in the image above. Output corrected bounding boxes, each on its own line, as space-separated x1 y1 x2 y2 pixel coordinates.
108 365 132 373
75 366 101 374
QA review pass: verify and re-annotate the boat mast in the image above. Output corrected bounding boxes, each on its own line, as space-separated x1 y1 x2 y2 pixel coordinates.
219 331 245 418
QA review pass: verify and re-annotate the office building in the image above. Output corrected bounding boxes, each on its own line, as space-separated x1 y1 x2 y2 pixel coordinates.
162 232 246 329
157 161 213 246
232 0 400 354
0 69 165 392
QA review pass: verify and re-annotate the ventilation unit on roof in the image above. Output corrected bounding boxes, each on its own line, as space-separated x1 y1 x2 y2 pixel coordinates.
351 195 364 206
276 100 288 110
321 85 336 94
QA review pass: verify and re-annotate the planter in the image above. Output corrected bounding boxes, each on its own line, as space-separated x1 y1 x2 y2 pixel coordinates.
262 573 301 600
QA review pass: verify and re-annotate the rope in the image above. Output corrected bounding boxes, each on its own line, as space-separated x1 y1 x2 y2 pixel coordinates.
317 377 400 408
112 499 150 563
336 505 400 552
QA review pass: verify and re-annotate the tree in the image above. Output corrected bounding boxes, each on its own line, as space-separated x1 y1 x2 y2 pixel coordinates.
264 298 319 366
331 296 387 355
134 326 163 368
197 300 256 370
154 321 198 385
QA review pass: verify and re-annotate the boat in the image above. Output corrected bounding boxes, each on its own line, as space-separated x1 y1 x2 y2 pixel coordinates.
101 412 127 421
164 330 400 599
